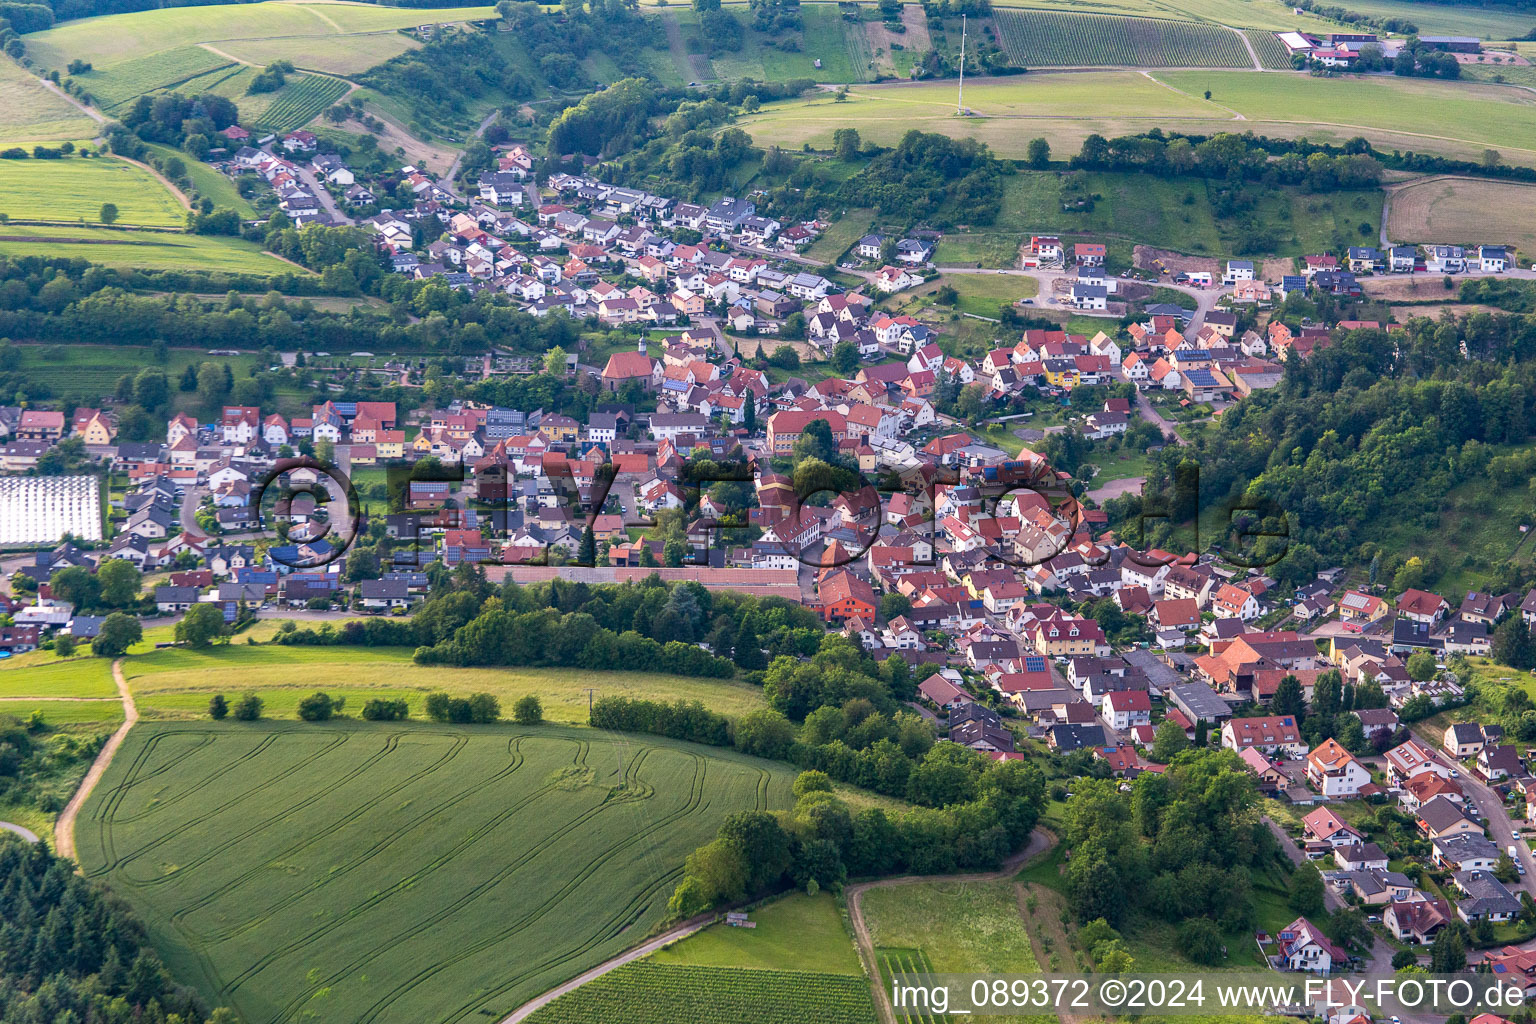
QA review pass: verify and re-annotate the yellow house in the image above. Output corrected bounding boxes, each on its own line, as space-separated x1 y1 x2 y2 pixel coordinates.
79 413 115 445
412 432 434 454
1042 361 1080 388
376 430 406 460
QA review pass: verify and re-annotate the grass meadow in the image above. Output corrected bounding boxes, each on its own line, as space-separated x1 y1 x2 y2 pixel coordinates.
77 722 796 1024
0 225 295 273
0 154 185 227
24 2 493 75
528 893 873 1024
0 55 102 143
117 642 772 724
740 69 1536 167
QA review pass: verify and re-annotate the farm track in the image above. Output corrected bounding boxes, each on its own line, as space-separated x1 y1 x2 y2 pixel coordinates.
54 658 136 862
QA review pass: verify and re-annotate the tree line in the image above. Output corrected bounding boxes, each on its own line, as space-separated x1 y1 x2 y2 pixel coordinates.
666 758 1044 919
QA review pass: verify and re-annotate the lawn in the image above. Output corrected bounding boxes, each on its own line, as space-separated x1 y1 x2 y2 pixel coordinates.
0 698 125 725
804 207 875 265
652 891 863 974
116 642 771 724
863 879 1048 1024
0 54 99 143
0 655 119 699
933 272 1039 316
0 155 186 227
78 721 797 1024
0 225 296 273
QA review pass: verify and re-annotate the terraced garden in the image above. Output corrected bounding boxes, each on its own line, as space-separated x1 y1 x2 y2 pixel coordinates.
991 10 1251 68
79 722 796 1024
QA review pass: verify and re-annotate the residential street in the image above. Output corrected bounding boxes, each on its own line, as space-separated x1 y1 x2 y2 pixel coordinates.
1265 818 1396 970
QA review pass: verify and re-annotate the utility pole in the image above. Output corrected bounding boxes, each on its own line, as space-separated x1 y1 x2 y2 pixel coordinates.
585 687 596 713
957 14 967 115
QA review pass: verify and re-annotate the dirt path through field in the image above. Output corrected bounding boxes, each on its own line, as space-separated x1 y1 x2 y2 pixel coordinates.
37 76 107 128
116 154 192 210
198 42 258 67
496 911 722 1023
847 828 1056 1024
54 658 138 861
1226 26 1262 71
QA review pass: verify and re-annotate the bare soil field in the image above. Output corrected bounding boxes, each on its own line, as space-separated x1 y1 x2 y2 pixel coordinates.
1360 275 1462 301
1387 176 1536 256
1133 244 1219 278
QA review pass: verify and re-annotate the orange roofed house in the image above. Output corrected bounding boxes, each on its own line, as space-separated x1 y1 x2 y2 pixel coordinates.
818 571 876 622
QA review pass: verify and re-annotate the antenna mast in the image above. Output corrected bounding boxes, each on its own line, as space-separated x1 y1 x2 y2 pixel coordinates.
957 14 966 114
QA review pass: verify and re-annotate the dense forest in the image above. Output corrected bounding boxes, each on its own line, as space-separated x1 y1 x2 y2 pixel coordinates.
1109 313 1536 592
0 838 233 1024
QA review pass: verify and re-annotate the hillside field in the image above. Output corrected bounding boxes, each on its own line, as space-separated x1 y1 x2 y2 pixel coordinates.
79 722 796 1024
934 169 1383 266
0 225 296 273
0 155 185 227
0 55 100 143
24 2 493 74
990 9 1252 68
740 69 1536 168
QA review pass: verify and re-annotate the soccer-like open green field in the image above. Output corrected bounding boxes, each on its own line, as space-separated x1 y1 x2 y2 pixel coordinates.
739 68 1536 167
78 721 796 1024
0 224 296 273
0 155 185 227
